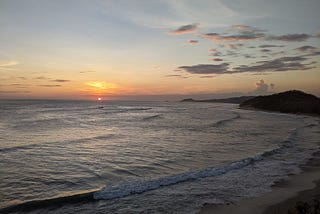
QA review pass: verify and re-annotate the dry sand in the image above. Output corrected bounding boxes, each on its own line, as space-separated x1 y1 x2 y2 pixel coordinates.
199 154 320 214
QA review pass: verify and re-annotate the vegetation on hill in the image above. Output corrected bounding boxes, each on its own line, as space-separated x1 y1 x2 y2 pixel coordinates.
240 90 320 115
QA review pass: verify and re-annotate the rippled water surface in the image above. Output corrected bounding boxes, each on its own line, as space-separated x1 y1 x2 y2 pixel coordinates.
0 100 319 213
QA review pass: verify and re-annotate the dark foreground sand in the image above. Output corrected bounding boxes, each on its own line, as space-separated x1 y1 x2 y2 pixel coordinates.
199 153 320 214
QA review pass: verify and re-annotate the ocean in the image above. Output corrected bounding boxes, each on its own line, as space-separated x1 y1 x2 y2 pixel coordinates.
0 100 319 213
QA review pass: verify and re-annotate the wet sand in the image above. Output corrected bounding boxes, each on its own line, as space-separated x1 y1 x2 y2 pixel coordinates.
199 153 320 214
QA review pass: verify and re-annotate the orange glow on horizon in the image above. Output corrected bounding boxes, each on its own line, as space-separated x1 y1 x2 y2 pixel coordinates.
82 81 119 98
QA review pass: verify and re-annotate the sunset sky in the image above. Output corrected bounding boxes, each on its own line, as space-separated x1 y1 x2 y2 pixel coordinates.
0 0 319 100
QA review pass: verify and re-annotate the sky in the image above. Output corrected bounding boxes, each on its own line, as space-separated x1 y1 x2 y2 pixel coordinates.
0 0 319 100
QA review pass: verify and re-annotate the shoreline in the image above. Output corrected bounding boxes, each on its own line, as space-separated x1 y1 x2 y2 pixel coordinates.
199 152 320 214
239 106 320 118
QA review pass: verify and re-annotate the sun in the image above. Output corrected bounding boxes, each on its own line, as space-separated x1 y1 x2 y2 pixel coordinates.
97 97 102 101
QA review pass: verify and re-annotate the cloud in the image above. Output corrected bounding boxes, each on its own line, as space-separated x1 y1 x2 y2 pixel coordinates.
200 75 216 78
51 79 71 82
0 90 30 94
244 54 255 59
80 70 96 73
165 74 183 77
233 56 313 73
203 32 311 43
267 34 311 42
210 51 222 57
209 58 223 61
36 76 49 80
230 25 258 32
295 45 317 52
7 83 30 88
165 74 189 79
271 51 286 56
178 55 314 75
173 25 318 77
225 50 238 56
253 79 274 94
0 60 19 71
187 40 199 44
254 80 269 93
208 49 218 53
178 63 229 74
0 60 19 67
202 26 311 43
168 23 199 35
304 51 320 56
260 49 271 53
202 32 265 42
38 85 61 87
223 43 243 49
259 45 284 48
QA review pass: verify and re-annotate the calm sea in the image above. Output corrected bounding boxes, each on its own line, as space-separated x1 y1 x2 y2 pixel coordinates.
0 100 319 213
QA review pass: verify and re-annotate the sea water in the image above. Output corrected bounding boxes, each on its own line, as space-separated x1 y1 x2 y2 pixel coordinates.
0 100 319 213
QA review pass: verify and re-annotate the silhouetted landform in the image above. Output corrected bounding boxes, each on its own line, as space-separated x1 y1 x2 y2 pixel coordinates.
181 98 196 102
181 96 255 104
240 90 320 116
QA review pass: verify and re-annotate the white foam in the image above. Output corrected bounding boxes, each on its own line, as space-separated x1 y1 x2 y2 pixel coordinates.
93 153 268 200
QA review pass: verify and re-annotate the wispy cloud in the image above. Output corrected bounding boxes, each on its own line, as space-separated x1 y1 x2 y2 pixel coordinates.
168 23 199 35
295 45 317 52
166 74 182 77
209 58 223 62
202 32 264 42
209 51 222 57
223 43 243 49
7 83 30 88
233 56 313 72
267 34 311 42
165 74 189 79
260 49 271 53
178 63 229 74
259 44 284 48
208 49 218 53
51 79 71 82
187 40 199 44
38 85 62 87
80 70 96 73
0 60 19 67
231 25 256 31
201 26 312 43
0 60 19 71
178 55 314 75
0 90 30 94
303 51 320 57
173 24 319 77
36 76 49 80
200 75 216 78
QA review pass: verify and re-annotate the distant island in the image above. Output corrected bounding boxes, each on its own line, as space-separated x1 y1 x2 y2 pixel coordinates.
181 96 255 104
240 90 320 116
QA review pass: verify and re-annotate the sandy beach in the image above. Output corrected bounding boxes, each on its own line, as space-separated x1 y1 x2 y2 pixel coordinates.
200 152 320 214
